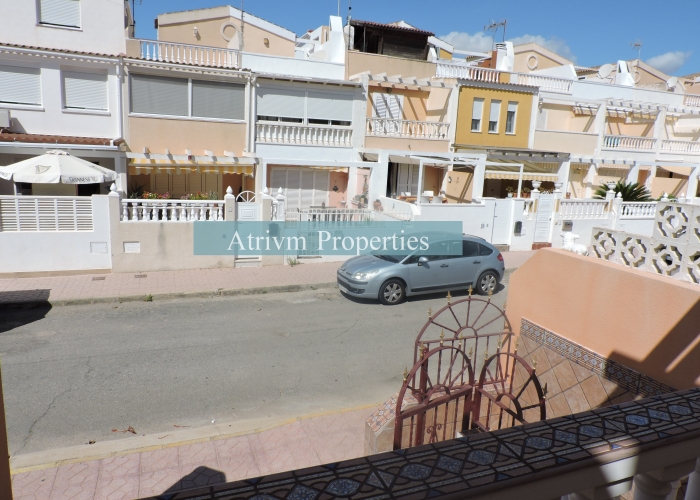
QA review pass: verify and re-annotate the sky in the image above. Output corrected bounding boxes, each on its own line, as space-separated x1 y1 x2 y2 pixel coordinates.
131 0 700 76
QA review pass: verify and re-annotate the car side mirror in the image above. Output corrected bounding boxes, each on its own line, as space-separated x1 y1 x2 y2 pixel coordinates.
418 256 429 266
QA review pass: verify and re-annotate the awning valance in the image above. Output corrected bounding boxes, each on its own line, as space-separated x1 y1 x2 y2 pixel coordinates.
658 165 692 177
129 162 254 175
484 171 559 181
307 166 349 173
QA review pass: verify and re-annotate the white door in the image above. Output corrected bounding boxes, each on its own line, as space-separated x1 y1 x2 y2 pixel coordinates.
397 164 419 196
534 194 554 242
491 200 512 245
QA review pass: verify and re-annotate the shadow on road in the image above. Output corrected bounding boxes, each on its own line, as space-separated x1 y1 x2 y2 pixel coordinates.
0 292 52 334
339 283 506 306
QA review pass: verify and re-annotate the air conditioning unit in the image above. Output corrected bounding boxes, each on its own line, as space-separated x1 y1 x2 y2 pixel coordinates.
0 109 10 129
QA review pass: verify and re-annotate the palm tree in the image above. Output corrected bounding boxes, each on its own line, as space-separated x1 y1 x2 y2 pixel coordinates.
593 180 651 202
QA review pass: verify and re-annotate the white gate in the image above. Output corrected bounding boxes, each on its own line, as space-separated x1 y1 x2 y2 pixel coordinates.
491 199 512 245
534 194 554 242
236 191 260 221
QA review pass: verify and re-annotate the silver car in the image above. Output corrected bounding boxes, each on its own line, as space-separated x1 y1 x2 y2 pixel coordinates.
337 236 505 305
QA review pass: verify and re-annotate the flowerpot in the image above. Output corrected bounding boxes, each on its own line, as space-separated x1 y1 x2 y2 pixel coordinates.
507 193 513 198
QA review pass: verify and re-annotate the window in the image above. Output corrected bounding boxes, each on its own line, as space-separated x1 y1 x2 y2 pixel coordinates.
39 0 81 28
372 93 403 120
63 71 107 111
462 240 479 257
505 102 517 134
478 244 493 256
270 168 330 211
488 100 501 133
0 66 41 106
130 74 245 120
192 80 245 120
257 87 354 126
471 98 484 132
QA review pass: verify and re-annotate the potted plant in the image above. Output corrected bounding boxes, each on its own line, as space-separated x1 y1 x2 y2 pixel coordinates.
522 187 531 198
505 186 515 198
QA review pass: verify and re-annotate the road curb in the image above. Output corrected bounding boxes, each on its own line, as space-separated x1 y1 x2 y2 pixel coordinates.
0 281 339 309
10 403 379 475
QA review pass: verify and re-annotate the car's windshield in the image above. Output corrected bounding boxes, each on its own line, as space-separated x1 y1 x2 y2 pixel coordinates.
372 253 408 263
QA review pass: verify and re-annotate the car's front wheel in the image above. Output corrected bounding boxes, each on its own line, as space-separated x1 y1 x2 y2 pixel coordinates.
476 271 499 296
379 279 405 305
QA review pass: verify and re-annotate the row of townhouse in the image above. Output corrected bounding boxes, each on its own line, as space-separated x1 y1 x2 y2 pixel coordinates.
1 0 700 272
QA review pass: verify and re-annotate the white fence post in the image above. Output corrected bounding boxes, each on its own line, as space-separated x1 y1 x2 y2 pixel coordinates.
275 187 286 222
225 186 236 221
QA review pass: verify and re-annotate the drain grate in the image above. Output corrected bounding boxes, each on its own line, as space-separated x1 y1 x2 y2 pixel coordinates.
92 276 106 281
134 274 147 278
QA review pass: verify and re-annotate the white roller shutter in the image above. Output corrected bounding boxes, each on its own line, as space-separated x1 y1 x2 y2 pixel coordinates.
307 91 353 121
63 71 107 110
39 0 81 28
372 93 403 119
192 80 245 120
397 164 419 196
131 74 188 116
271 168 329 211
257 88 305 119
0 66 41 106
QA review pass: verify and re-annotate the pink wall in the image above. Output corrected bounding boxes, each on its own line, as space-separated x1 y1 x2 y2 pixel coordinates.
507 249 700 390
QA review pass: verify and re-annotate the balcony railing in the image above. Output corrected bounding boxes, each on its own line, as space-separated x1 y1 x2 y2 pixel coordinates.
138 40 238 69
684 94 700 107
514 73 573 93
559 199 609 219
121 199 224 222
603 135 657 151
366 118 450 140
619 201 657 219
256 123 353 147
435 63 501 82
661 139 700 155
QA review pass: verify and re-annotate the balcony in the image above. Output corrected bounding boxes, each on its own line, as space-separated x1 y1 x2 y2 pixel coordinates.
513 72 573 94
661 139 700 155
256 123 353 147
603 135 657 152
365 118 450 140
136 39 238 69
435 63 501 82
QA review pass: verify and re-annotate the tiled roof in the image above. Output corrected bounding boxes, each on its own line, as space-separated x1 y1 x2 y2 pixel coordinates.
0 42 122 58
349 20 434 36
0 133 123 146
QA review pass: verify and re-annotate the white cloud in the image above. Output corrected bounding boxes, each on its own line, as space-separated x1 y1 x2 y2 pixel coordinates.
440 31 493 53
438 31 576 63
646 51 692 75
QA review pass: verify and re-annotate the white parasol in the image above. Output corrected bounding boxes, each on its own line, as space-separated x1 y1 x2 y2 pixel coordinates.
0 150 117 184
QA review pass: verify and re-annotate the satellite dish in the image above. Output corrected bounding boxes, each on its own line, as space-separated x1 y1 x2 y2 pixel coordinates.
667 76 679 89
598 64 613 79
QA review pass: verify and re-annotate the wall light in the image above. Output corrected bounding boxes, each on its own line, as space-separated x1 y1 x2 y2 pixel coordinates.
264 38 270 47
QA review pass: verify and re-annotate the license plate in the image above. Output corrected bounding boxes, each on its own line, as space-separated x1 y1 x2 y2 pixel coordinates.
338 284 349 294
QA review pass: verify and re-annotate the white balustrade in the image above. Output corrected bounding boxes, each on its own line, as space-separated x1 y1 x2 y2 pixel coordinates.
559 200 609 219
435 63 501 82
256 123 353 147
287 208 371 223
620 202 658 219
515 73 573 93
661 140 700 155
120 199 224 222
0 195 93 232
139 40 238 69
365 118 450 140
684 94 700 107
603 135 657 151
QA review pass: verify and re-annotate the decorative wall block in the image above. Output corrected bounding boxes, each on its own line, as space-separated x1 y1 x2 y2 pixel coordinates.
618 234 651 270
590 229 618 262
649 241 686 279
653 202 692 242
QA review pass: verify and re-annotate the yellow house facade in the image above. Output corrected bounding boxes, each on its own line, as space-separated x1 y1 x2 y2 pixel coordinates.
454 84 536 149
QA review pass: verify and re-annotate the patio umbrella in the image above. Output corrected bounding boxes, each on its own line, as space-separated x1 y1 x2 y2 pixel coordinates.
0 150 117 184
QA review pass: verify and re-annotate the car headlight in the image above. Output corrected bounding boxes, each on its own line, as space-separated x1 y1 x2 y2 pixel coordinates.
353 270 380 280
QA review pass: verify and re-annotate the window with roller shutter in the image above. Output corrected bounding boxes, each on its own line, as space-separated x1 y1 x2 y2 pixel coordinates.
63 71 108 111
372 93 403 119
270 168 330 211
38 0 81 28
0 66 41 106
257 86 354 126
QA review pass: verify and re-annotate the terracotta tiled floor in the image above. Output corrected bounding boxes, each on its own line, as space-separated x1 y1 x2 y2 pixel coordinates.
0 251 534 305
11 408 374 500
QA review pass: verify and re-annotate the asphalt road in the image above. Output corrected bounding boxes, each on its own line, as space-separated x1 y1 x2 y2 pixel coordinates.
0 284 507 456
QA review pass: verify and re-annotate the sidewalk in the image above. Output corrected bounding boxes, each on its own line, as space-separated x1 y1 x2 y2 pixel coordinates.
11 407 375 500
0 251 536 306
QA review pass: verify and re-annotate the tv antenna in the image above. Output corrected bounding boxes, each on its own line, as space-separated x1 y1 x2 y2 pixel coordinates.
631 39 642 60
484 19 507 45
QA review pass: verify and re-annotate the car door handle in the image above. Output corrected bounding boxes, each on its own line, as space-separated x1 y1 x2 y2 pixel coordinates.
473 260 481 264
440 264 449 268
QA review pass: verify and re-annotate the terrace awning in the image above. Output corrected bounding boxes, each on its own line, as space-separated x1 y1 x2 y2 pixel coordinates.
484 172 559 181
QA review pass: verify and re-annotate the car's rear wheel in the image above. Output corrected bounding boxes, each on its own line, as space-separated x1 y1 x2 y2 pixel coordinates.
476 271 499 295
379 279 405 305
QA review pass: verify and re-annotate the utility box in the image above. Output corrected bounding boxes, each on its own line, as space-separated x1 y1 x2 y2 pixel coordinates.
562 220 573 232
514 221 523 235
0 109 10 129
